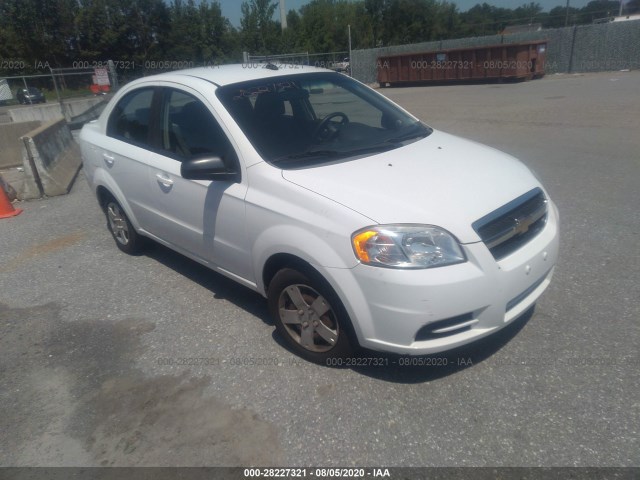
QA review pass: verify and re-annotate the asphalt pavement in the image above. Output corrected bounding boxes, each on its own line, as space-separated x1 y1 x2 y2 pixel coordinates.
0 71 638 468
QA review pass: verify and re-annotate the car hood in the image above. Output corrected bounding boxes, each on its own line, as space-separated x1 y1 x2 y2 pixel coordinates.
281 130 541 244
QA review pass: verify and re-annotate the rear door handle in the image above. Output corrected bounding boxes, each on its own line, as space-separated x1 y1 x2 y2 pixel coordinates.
102 153 115 167
155 173 174 188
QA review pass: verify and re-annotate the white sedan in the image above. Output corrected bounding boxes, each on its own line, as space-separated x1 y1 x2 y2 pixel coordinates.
79 64 559 364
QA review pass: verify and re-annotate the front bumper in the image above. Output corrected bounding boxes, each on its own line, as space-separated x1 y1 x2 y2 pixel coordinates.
326 201 559 355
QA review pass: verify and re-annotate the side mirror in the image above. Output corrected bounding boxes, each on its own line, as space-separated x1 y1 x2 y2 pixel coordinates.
180 156 238 182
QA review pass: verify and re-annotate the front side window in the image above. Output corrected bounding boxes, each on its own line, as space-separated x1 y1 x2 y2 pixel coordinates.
158 89 232 162
107 88 154 147
216 72 431 167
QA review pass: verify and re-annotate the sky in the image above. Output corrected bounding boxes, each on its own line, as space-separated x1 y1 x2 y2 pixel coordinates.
218 0 598 27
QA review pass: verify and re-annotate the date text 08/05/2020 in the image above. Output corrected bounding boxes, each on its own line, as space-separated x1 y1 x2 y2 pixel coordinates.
243 468 391 478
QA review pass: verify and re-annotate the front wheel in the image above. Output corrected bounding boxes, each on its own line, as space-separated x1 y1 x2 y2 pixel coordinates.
268 268 354 364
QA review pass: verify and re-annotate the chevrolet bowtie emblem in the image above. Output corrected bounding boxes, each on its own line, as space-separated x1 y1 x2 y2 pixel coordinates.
513 216 532 236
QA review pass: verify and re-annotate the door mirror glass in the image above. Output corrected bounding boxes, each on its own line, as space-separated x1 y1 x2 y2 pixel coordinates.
180 156 238 182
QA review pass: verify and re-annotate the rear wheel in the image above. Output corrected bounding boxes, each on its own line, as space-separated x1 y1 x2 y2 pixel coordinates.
268 268 354 364
103 196 145 254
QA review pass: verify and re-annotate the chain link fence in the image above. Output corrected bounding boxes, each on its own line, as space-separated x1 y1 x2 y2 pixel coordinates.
350 21 640 84
0 65 119 126
1 67 109 104
4 19 636 116
245 51 351 73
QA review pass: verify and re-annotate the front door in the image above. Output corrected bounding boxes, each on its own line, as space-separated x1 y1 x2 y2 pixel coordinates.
145 87 252 280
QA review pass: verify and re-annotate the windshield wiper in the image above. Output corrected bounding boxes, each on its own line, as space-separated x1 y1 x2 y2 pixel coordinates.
273 142 403 165
341 144 397 156
274 150 341 163
384 125 431 144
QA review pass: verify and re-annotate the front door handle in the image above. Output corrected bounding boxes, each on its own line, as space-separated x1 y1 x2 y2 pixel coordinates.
103 153 115 167
155 173 174 188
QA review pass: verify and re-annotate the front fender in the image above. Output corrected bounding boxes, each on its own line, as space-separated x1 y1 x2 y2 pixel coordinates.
252 224 358 294
251 225 374 346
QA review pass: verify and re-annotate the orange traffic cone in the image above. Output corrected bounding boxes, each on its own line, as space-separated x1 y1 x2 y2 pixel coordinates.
0 180 22 218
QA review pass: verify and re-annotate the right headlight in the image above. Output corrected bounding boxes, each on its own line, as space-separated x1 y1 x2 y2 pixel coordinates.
352 224 466 269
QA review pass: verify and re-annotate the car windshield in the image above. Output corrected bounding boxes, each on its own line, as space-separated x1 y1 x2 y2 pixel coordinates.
216 72 431 167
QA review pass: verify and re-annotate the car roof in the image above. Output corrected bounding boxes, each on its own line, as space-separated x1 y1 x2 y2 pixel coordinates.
133 63 334 88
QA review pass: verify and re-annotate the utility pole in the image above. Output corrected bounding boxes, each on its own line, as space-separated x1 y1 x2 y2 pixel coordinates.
47 66 64 118
565 0 570 26
348 24 352 76
280 0 287 30
618 0 624 16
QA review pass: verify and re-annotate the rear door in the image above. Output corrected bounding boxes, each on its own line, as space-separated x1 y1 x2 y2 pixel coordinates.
97 87 157 228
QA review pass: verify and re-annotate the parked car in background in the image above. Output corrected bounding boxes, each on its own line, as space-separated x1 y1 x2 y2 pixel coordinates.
333 57 350 73
79 64 559 364
16 87 46 104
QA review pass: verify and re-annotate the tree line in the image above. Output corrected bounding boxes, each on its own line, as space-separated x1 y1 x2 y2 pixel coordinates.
0 0 636 75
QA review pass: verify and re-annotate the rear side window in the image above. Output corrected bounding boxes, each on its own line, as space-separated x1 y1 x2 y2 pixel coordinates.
107 88 155 147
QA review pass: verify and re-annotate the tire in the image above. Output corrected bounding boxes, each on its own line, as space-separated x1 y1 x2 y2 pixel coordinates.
103 195 146 254
268 268 354 364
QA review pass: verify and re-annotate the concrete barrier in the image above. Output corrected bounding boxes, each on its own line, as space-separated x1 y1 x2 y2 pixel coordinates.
9 103 64 123
67 97 109 130
9 96 107 124
0 120 41 168
20 119 82 199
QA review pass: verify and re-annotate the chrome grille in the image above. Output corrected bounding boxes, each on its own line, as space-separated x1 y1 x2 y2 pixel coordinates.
473 188 548 260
